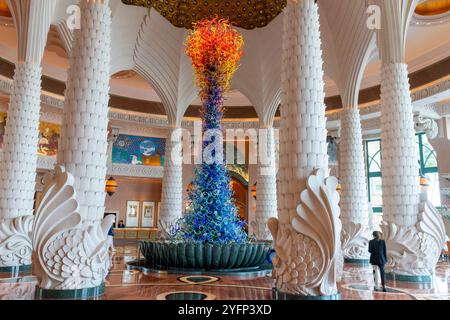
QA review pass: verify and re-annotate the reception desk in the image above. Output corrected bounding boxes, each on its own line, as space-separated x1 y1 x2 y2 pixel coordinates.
114 228 159 240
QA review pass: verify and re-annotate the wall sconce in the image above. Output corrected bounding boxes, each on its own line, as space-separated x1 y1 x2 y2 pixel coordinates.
251 182 257 199
105 176 118 196
419 174 430 188
336 182 342 194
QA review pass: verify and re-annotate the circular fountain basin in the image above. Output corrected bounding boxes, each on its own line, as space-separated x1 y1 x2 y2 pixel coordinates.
138 241 272 272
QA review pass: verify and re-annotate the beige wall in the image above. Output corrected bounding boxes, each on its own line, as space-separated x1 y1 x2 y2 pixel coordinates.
105 176 162 227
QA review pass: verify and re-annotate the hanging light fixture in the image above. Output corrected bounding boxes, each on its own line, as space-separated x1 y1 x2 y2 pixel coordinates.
419 174 430 187
105 177 118 196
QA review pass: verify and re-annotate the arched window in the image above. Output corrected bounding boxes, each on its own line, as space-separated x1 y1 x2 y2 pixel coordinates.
366 139 382 212
365 133 441 213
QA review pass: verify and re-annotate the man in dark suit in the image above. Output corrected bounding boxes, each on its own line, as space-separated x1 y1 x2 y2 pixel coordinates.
368 231 388 292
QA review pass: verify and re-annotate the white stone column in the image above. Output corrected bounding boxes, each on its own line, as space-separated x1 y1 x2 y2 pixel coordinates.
269 0 341 299
375 0 446 280
0 63 41 220
159 127 183 233
254 126 277 241
58 0 111 223
380 63 420 227
0 0 55 271
339 108 371 263
31 0 115 295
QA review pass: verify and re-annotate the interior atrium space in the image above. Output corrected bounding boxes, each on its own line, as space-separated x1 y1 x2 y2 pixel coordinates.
0 0 449 311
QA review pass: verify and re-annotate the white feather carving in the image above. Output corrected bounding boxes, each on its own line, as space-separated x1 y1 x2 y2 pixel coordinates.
32 165 115 290
269 168 342 297
417 201 446 248
293 168 342 296
0 216 34 267
341 222 370 260
380 198 446 276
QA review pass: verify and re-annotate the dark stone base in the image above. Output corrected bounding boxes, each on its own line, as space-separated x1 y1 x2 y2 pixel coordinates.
344 258 369 265
386 272 432 283
139 241 271 271
272 288 341 300
34 283 105 300
0 264 32 277
127 259 272 277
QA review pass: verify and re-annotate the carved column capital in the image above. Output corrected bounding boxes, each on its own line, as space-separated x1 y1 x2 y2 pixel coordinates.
414 114 439 140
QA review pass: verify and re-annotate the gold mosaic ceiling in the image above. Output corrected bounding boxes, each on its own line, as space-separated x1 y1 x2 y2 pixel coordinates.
415 0 450 16
121 0 287 30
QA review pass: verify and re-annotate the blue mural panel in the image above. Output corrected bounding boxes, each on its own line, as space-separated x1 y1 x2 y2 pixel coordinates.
112 134 166 166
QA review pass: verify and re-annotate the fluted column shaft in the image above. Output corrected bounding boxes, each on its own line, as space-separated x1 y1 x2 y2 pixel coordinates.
271 0 341 298
339 107 370 260
58 0 111 223
0 0 56 269
255 126 277 241
159 127 183 231
0 63 40 268
373 0 446 280
278 0 328 227
0 63 41 220
380 63 420 227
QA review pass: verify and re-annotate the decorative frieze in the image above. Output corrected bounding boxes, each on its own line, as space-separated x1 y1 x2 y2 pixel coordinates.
0 72 448 133
1 153 164 179
108 163 163 178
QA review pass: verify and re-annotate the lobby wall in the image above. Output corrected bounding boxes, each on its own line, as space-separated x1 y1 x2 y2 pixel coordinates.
104 176 162 227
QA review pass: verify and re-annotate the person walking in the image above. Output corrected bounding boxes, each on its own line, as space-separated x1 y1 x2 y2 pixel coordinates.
108 224 116 252
368 231 388 292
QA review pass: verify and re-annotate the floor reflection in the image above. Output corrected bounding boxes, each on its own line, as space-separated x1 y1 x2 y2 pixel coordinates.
0 240 449 300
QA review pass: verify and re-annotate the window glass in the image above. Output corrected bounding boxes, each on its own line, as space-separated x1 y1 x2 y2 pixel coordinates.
421 135 438 169
368 176 383 207
365 133 441 211
366 139 382 211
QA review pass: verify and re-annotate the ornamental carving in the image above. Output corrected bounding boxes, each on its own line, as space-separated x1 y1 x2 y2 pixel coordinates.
269 168 342 296
32 165 115 290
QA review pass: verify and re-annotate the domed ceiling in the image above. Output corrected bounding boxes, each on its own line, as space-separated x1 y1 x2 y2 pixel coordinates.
121 0 286 29
415 0 450 16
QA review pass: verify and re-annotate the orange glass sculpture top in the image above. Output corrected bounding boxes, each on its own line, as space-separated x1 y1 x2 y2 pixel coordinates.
0 0 11 17
185 17 244 96
415 0 450 16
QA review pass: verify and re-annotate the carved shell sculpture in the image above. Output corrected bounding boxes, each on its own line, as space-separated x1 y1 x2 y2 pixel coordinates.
269 168 342 296
381 199 446 276
0 215 34 267
32 165 115 290
341 222 370 260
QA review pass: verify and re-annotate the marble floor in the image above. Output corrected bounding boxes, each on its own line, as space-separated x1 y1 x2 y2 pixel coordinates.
1 240 449 300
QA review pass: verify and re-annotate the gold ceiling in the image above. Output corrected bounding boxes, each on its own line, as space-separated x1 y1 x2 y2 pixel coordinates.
0 0 11 18
415 0 450 16
121 0 287 30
